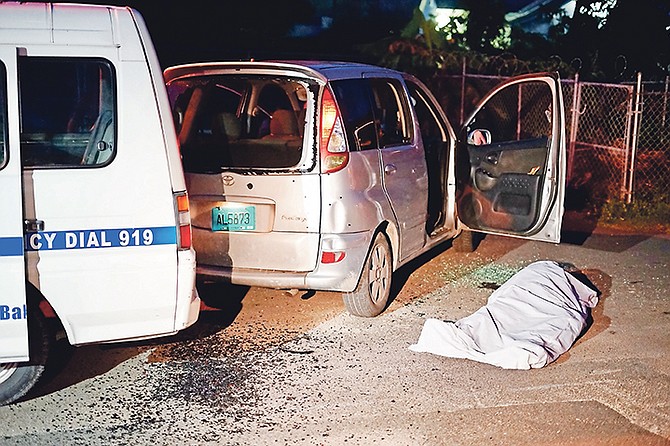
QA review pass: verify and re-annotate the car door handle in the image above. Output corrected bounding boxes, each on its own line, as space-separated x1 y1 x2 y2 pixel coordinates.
24 219 44 232
384 164 397 175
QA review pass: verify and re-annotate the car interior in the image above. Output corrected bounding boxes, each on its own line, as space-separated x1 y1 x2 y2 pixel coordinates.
170 76 310 172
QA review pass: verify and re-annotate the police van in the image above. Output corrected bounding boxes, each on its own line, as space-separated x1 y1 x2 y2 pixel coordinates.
0 3 200 405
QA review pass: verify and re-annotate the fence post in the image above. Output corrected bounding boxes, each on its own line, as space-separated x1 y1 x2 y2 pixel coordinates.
663 76 669 145
460 56 466 125
567 73 580 182
625 72 643 204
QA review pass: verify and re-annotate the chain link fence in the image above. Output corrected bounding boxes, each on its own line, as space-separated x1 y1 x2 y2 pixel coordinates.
429 71 670 208
634 80 670 198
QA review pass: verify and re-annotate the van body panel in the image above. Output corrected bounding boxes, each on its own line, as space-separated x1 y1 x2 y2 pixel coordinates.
378 142 429 260
20 49 183 343
188 171 321 272
196 230 371 292
0 3 199 351
125 8 188 192
0 48 29 363
320 150 393 234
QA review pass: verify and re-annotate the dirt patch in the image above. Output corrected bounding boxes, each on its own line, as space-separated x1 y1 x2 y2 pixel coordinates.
148 234 527 363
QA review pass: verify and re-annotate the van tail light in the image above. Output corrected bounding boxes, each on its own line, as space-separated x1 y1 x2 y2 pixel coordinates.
174 192 192 250
320 87 349 174
321 250 346 264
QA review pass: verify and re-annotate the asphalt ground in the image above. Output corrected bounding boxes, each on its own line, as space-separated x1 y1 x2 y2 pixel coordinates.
1 231 669 445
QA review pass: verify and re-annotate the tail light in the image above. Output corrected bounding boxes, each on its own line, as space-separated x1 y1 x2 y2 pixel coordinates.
320 87 348 173
321 250 346 264
174 192 192 250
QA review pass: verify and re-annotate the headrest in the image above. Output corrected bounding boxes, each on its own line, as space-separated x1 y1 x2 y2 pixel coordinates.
214 112 242 140
270 109 298 137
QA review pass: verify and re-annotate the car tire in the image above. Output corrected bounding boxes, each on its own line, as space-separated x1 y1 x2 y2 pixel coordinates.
343 233 392 317
0 305 50 406
452 229 476 253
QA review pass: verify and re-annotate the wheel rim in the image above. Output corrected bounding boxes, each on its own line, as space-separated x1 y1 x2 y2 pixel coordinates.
0 362 18 385
368 242 390 305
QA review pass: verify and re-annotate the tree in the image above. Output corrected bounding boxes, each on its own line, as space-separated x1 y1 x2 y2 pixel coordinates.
553 0 670 80
599 0 670 80
463 0 508 53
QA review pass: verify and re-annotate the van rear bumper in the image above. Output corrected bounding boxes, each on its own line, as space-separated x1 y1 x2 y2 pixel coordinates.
197 231 373 292
175 247 200 330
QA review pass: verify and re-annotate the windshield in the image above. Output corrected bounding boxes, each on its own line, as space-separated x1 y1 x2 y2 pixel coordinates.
167 75 312 172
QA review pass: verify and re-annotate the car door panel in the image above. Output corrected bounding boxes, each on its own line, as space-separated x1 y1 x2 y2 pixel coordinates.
0 49 29 362
457 73 566 242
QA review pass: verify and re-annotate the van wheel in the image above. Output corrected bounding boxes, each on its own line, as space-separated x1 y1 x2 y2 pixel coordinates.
0 306 50 406
453 229 475 253
343 233 392 317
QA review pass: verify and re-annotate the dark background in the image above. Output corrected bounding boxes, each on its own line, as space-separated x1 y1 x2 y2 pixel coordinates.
94 0 416 68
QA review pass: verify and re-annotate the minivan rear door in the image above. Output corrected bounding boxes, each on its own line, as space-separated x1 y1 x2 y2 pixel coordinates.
456 73 566 242
0 49 29 362
166 69 322 274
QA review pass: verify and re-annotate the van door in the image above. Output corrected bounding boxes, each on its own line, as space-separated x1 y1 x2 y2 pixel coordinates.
0 50 29 363
456 73 566 242
365 75 428 260
19 54 181 344
166 72 321 277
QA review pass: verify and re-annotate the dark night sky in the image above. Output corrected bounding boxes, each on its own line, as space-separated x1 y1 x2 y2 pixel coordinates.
76 0 418 68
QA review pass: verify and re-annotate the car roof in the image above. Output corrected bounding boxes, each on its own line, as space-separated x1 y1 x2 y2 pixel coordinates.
164 60 407 84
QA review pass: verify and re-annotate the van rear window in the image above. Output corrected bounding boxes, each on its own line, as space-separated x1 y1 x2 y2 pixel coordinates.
19 57 116 168
167 75 311 172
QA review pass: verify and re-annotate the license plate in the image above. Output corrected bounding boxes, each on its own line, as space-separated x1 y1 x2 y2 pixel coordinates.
212 205 256 231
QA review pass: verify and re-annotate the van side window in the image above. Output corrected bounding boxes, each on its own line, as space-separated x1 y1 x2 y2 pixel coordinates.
369 79 412 148
0 62 6 170
19 57 116 168
330 79 377 152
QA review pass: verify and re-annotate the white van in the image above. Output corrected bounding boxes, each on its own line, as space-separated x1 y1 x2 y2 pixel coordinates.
0 3 200 405
164 61 566 318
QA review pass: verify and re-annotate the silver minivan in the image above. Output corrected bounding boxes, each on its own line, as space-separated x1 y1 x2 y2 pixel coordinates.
164 61 566 317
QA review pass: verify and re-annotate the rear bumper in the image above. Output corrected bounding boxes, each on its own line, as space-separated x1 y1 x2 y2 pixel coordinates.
175 247 200 330
197 230 373 292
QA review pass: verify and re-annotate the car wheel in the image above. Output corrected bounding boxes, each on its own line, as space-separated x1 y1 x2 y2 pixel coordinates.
0 305 50 406
343 233 392 317
453 229 475 253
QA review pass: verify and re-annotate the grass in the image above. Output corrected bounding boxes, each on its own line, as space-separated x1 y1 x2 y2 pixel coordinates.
597 191 670 234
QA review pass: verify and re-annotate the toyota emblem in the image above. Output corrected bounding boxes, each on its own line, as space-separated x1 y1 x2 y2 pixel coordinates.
222 175 235 186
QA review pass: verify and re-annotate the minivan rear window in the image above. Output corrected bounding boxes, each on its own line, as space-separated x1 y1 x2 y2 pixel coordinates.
167 75 311 172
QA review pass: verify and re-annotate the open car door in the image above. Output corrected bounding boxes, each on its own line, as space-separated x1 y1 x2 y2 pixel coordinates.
456 72 566 242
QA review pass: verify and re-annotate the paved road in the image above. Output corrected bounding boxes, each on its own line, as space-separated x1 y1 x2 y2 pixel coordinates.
1 232 669 445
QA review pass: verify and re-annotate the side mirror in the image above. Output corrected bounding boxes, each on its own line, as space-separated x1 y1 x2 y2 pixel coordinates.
467 129 491 146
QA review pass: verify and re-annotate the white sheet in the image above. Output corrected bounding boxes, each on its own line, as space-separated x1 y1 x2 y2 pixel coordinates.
409 260 598 369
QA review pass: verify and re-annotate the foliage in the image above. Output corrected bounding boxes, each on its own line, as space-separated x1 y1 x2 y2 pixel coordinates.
599 191 670 231
358 35 576 85
400 7 446 51
461 0 509 53
362 0 670 83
